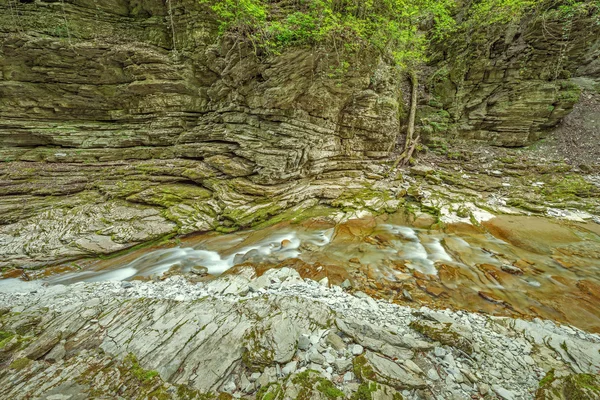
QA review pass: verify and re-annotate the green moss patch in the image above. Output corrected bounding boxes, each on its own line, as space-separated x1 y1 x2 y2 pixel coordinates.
409 320 473 354
9 357 32 371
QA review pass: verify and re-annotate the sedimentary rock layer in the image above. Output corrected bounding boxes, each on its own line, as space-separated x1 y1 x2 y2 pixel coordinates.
1 268 599 399
1 0 599 268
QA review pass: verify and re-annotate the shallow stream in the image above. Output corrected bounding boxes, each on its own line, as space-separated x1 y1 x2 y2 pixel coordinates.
2 213 600 332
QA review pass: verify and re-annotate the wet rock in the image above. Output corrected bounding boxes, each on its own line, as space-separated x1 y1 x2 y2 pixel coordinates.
190 266 208 276
500 264 523 275
478 291 507 306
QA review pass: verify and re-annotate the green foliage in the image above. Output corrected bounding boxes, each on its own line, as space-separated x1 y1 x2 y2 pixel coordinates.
200 0 600 70
124 353 160 382
0 331 15 348
200 0 457 67
316 379 345 399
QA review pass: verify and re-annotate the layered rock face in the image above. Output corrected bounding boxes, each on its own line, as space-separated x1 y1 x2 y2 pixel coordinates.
426 9 600 146
1 0 599 268
0 0 401 267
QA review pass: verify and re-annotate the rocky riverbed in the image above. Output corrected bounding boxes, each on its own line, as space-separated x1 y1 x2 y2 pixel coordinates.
1 268 599 400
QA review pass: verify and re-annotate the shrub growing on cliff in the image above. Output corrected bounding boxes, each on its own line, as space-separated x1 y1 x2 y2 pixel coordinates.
200 0 456 66
200 0 600 65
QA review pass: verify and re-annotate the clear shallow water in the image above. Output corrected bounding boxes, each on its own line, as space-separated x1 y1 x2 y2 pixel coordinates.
3 214 600 332
43 228 335 285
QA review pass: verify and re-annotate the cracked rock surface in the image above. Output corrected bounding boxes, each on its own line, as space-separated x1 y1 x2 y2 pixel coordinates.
1 268 599 399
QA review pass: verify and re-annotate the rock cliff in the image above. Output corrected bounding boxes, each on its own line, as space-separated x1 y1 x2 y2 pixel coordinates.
0 0 598 268
424 5 600 146
0 0 401 267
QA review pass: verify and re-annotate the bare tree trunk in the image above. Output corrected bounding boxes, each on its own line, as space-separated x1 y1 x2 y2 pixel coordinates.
388 70 419 175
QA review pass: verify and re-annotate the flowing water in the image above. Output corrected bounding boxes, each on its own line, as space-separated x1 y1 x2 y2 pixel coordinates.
3 212 600 332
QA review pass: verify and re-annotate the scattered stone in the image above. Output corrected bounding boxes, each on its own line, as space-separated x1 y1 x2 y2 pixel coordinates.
0 270 599 400
434 347 447 358
249 372 261 382
410 165 434 176
334 359 352 373
492 385 516 400
282 361 297 375
309 352 326 365
326 332 346 351
298 334 311 351
121 281 133 289
478 383 490 396
410 320 474 355
223 380 236 393
427 368 440 381
341 279 353 290
404 359 423 374
351 344 364 355
358 351 427 389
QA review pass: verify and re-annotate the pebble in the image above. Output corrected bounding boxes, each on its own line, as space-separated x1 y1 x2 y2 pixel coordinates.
427 368 440 381
434 347 446 358
343 371 354 382
478 383 489 396
334 359 352 373
351 344 363 355
404 359 423 374
298 335 311 351
492 385 516 400
249 372 261 382
309 352 326 365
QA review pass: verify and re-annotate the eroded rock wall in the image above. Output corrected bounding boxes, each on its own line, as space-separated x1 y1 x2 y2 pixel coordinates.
425 8 600 146
1 0 599 268
0 0 401 267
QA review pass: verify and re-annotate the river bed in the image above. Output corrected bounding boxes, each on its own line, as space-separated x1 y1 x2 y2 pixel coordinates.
2 212 600 332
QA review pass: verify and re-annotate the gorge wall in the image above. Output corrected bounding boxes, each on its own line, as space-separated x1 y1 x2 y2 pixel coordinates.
0 0 598 268
423 5 600 146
